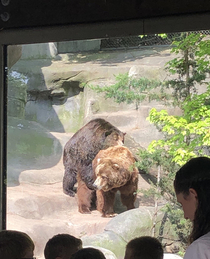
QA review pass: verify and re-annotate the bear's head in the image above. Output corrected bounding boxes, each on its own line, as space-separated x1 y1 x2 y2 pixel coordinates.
93 158 133 192
103 131 126 149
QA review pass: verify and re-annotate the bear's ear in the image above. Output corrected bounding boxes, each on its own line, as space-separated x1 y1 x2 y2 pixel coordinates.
105 131 112 137
112 163 120 170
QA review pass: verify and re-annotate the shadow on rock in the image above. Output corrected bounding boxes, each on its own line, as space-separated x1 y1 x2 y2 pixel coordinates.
7 117 63 186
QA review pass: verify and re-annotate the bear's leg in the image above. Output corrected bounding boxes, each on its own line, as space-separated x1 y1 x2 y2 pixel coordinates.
96 189 117 217
77 178 94 214
63 166 77 197
120 193 136 210
120 184 137 210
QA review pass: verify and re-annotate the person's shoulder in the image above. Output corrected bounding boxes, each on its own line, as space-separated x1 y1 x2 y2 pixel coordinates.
184 232 210 259
199 232 210 241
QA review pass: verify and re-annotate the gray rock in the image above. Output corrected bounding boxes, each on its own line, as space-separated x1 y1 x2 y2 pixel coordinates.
7 117 62 185
82 208 157 258
82 231 126 258
105 208 154 242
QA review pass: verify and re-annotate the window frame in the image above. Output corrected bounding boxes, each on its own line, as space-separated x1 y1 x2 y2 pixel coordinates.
1 12 210 230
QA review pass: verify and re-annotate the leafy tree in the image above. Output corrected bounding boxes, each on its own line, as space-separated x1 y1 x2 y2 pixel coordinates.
164 33 210 106
140 33 210 251
147 33 210 166
148 87 210 166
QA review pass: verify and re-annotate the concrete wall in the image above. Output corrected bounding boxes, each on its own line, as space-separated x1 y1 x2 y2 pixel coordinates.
20 40 101 60
21 43 58 59
57 39 101 53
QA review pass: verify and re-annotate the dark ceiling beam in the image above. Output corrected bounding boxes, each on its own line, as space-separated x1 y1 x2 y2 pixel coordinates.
1 0 210 30
1 12 210 46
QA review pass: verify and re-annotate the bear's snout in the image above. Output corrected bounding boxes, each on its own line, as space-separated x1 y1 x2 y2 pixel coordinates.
93 178 103 190
92 182 99 190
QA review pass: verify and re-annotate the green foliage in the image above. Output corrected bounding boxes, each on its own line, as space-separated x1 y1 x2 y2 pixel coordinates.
139 33 168 39
137 147 178 173
164 203 192 246
136 146 179 207
136 147 191 248
158 34 167 39
145 33 210 251
164 33 210 107
148 34 210 165
88 73 162 110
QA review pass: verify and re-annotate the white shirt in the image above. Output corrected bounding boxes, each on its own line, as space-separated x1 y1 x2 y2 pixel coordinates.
184 232 210 259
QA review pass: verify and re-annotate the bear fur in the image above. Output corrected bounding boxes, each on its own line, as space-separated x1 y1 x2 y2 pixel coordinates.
92 146 139 217
63 118 125 214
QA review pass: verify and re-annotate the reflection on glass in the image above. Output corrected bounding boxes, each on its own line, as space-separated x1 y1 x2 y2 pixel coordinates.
6 33 210 258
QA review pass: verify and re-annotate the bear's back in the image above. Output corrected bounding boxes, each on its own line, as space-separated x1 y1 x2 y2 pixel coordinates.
63 118 125 166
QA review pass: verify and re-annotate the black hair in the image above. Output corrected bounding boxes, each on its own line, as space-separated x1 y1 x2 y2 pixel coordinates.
71 247 106 259
0 230 34 259
174 156 210 243
125 236 163 259
44 233 82 259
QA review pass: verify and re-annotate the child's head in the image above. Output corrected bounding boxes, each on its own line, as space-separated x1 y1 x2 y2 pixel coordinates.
44 234 82 259
174 156 210 242
124 236 163 259
71 247 106 259
0 229 35 259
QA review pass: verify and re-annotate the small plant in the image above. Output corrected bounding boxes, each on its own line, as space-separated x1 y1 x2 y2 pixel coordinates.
88 73 162 110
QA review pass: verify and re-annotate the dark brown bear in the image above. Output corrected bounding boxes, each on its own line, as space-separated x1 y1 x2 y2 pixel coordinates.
63 118 125 214
92 146 139 217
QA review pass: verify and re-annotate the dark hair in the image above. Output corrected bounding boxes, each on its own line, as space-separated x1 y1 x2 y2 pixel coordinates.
71 247 106 259
44 234 82 259
174 156 210 243
125 236 163 259
0 230 35 259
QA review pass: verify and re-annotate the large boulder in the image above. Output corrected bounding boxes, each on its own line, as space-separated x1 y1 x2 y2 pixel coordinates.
82 207 181 258
82 208 156 258
7 117 63 185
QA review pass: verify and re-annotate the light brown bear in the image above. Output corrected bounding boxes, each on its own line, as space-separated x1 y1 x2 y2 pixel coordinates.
92 146 139 217
63 118 125 214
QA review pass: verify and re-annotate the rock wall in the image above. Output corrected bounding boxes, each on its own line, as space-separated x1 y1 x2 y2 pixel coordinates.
7 44 185 186
10 45 182 148
6 43 185 259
